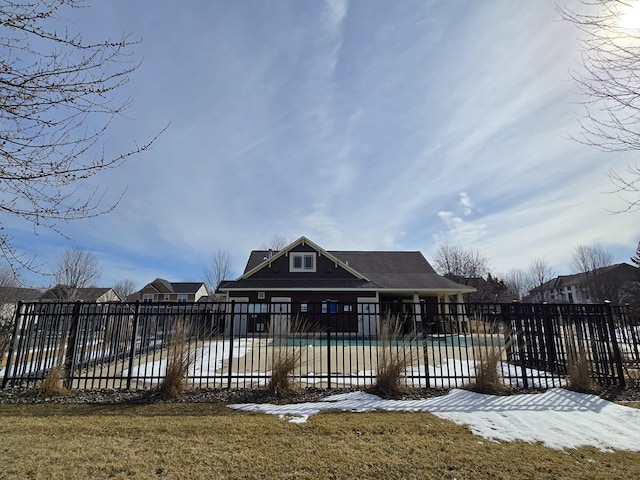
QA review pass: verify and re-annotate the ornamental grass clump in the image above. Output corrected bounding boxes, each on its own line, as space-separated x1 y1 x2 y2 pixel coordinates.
564 324 598 393
36 365 69 396
265 318 311 397
156 321 194 399
369 315 417 399
465 322 512 395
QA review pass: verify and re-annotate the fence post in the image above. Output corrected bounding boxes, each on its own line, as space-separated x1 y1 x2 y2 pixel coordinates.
326 325 332 389
511 302 529 389
63 301 83 389
126 301 141 391
1 301 24 389
227 301 236 390
604 302 626 387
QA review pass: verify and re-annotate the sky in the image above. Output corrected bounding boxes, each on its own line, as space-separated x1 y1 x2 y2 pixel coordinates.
7 0 640 290
229 389 640 452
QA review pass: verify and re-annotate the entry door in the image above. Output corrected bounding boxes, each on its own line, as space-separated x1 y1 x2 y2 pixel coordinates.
357 298 378 336
270 297 291 336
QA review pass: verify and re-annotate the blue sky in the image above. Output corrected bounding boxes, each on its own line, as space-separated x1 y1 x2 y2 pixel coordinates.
10 0 639 289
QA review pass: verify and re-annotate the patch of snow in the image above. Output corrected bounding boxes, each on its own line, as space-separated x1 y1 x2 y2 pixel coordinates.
228 388 640 452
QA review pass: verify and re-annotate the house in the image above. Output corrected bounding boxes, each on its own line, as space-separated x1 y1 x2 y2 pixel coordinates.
39 285 121 303
217 236 475 335
0 287 42 325
130 278 209 303
533 263 638 305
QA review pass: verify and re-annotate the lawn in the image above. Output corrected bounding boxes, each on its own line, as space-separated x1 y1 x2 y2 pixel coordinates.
0 403 638 479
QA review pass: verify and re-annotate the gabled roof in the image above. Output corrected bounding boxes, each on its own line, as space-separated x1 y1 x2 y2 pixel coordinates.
144 278 207 295
539 263 638 291
0 287 42 303
39 285 120 302
221 236 474 293
240 237 368 281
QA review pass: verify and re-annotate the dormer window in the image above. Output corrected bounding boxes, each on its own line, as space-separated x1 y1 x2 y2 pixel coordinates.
290 253 316 272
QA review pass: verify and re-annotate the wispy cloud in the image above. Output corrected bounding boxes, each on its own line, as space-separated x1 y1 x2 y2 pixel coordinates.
13 0 640 288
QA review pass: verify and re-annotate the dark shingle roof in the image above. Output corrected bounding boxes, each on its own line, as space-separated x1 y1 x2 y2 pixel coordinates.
226 249 473 292
0 287 42 302
39 286 118 302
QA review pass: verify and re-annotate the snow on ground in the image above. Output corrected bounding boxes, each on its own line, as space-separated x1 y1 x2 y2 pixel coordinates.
228 389 640 452
122 339 251 382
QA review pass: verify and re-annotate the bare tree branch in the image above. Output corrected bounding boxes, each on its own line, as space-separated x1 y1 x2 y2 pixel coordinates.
560 0 640 211
0 1 165 274
203 250 231 297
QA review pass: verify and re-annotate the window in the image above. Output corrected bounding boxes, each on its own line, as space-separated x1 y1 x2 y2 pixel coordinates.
164 294 171 301
142 294 154 303
290 253 315 272
177 294 188 303
322 300 338 313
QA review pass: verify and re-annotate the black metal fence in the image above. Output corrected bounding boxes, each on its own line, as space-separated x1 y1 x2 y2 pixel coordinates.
1 301 638 390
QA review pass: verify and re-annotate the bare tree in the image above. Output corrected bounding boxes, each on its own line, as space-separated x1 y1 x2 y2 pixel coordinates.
432 244 489 283
203 250 232 297
570 243 616 303
53 248 101 300
112 279 137 301
527 257 555 302
560 1 640 211
0 1 164 274
503 268 532 301
261 235 290 251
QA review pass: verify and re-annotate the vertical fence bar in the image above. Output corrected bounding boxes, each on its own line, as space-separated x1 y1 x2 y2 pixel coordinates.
126 302 141 391
326 321 332 389
227 301 236 390
605 302 626 387
62 301 82 389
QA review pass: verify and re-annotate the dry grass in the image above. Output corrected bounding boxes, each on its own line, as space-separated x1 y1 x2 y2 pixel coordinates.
465 323 512 395
36 366 69 396
0 402 639 480
156 322 194 399
265 319 311 397
266 347 303 397
368 316 416 399
565 324 599 394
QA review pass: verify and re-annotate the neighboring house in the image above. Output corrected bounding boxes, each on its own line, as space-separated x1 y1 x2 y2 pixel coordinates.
130 278 209 303
39 285 121 303
217 236 475 335
532 263 638 305
0 287 42 324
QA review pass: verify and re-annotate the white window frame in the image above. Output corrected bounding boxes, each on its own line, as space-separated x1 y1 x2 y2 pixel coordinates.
177 294 188 303
290 252 316 272
142 293 154 303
